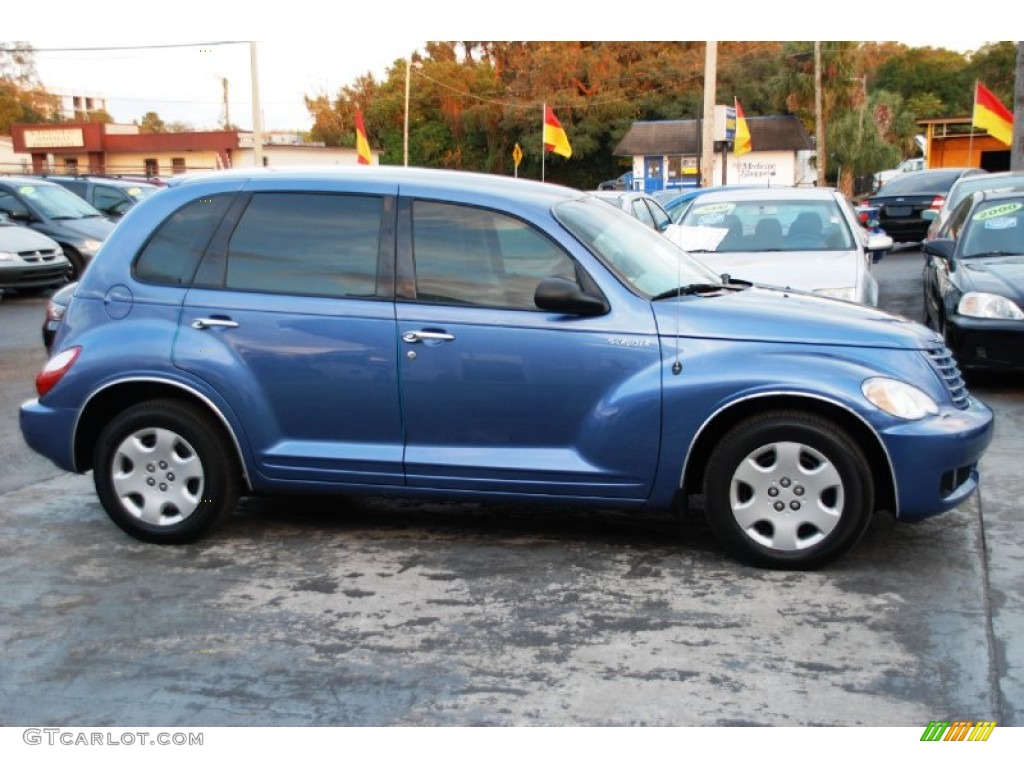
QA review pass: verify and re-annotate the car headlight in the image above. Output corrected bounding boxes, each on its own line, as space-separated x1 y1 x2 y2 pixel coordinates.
957 291 1024 320
0 250 17 262
862 377 939 420
813 286 857 301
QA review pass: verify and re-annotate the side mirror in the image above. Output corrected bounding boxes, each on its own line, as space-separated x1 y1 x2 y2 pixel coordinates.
5 208 33 223
921 209 939 222
923 238 956 271
866 232 893 263
534 277 609 316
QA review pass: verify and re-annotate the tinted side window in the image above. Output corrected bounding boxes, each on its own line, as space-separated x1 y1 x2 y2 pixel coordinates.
411 200 577 309
94 185 124 211
59 180 87 196
135 194 233 285
225 193 382 298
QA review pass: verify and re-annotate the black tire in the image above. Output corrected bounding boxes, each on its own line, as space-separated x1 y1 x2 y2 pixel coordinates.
62 246 85 280
703 410 874 570
93 399 241 544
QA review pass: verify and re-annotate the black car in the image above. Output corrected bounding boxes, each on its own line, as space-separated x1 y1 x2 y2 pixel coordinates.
865 168 987 243
46 175 162 219
922 189 1024 372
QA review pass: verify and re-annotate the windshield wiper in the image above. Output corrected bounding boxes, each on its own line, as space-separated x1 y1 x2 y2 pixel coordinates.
652 283 729 301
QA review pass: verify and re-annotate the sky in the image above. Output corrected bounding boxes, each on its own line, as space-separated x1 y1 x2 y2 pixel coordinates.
9 3 1002 134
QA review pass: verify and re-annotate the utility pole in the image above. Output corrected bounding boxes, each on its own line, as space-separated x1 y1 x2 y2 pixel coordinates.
1013 41 1023 172
404 56 411 167
250 41 264 168
700 41 717 189
221 77 230 129
815 41 825 186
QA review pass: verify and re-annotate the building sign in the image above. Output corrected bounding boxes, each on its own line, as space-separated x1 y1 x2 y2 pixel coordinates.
23 128 85 149
713 105 737 142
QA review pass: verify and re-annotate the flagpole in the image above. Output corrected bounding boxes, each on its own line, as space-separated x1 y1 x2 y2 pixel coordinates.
541 103 546 182
969 80 976 166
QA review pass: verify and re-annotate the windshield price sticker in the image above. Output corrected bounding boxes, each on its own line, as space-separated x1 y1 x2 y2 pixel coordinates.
975 202 1022 222
691 203 736 216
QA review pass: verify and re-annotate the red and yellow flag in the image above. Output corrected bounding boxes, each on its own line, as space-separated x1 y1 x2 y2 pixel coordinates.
734 98 752 157
543 105 572 158
355 109 372 165
973 82 1013 147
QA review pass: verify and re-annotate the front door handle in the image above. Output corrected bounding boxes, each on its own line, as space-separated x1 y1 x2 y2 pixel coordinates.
191 317 240 330
402 330 455 344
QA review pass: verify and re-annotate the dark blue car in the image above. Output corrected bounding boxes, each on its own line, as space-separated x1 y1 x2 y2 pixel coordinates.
20 167 993 569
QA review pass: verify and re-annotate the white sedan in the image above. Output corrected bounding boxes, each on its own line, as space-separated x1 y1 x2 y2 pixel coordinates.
667 187 893 306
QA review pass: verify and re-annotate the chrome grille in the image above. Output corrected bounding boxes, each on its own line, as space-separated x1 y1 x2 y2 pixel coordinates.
926 345 970 409
18 248 62 264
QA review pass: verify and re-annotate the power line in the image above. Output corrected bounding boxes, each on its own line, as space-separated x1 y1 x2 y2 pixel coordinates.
1 42 248 53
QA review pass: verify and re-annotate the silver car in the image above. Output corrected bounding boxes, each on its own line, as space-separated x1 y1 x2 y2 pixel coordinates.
0 213 71 293
669 187 893 306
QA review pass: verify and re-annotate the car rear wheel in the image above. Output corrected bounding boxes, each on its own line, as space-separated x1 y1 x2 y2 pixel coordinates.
93 399 240 543
703 410 873 569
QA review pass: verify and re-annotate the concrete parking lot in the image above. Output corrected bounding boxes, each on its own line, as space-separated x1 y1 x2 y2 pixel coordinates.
0 247 1021 727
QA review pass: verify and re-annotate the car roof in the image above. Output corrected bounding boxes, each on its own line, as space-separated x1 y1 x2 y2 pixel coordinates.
172 166 579 198
0 175 64 189
873 168 985 196
680 187 841 204
50 175 162 188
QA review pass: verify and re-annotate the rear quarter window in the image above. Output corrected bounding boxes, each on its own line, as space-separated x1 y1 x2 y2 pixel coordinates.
134 194 234 285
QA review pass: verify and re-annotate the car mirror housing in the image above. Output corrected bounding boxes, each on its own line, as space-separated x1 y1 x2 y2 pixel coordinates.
921 210 939 222
866 232 893 254
534 277 609 316
923 238 956 269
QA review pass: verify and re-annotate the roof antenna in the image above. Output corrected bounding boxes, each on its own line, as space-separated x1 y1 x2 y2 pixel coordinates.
672 248 683 376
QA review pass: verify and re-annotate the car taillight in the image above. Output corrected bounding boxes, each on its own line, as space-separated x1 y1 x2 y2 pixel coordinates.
931 196 945 210
36 346 81 397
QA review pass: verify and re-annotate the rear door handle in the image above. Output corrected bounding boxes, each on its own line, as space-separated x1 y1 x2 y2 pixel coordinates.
402 330 455 343
191 317 240 330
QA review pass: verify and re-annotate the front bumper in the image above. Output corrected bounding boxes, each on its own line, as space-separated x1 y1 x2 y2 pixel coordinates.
880 397 994 520
946 316 1024 371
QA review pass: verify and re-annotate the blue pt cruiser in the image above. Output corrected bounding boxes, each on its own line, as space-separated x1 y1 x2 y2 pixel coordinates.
20 167 994 569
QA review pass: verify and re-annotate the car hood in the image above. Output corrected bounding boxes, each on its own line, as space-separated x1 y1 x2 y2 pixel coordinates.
38 216 115 241
685 249 860 294
959 256 1024 303
0 224 61 251
653 284 937 349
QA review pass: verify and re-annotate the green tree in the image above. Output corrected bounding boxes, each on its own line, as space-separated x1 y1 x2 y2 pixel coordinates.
138 111 167 133
874 46 972 116
0 41 59 133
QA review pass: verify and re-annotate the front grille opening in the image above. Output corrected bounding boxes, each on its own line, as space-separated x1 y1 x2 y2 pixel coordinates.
926 345 970 409
940 464 975 498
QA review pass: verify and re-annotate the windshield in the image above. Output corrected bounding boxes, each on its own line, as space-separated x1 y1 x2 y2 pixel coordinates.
677 198 855 252
961 200 1024 257
127 185 160 200
16 183 103 219
878 171 962 196
554 196 720 297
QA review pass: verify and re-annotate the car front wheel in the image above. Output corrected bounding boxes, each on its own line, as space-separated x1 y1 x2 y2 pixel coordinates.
93 399 240 543
703 411 874 569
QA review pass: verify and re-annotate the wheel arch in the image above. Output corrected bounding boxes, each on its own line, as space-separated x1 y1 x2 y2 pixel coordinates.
73 377 252 490
682 393 897 515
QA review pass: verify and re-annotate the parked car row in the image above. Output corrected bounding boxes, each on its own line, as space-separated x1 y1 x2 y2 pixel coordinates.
21 166 993 571
0 176 117 280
